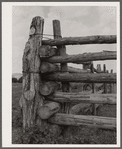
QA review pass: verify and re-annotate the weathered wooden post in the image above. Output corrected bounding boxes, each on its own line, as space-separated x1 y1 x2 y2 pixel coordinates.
90 62 94 93
103 64 107 93
83 61 92 91
90 62 96 115
110 69 113 93
21 16 45 132
53 20 70 113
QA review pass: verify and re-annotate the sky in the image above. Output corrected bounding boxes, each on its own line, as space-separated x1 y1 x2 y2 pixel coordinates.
12 5 117 74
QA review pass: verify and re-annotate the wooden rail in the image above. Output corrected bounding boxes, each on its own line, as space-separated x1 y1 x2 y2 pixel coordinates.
42 72 116 83
43 51 116 64
48 113 116 130
40 62 90 73
46 92 116 104
42 35 116 46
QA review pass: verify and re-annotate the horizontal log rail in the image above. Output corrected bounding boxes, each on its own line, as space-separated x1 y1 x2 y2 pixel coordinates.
42 72 116 83
42 35 116 46
48 113 116 130
42 51 116 64
46 92 116 104
40 62 90 73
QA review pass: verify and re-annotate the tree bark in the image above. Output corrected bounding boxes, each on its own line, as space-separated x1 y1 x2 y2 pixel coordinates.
43 51 116 64
48 113 116 130
42 72 116 83
42 35 116 46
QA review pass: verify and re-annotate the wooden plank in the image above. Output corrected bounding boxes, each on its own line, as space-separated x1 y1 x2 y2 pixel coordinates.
46 92 116 104
43 51 116 64
48 113 116 130
42 35 116 46
42 72 116 83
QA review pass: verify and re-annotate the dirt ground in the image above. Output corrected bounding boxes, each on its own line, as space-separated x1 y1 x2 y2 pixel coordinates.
12 83 116 144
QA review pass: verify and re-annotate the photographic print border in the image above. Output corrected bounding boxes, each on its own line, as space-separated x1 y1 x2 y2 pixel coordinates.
1 0 121 148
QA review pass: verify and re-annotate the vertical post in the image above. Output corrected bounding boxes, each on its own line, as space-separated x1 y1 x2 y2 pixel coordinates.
83 62 92 91
97 64 101 72
103 64 107 93
83 62 91 70
22 17 44 132
110 69 113 93
53 20 69 113
90 62 96 115
90 62 94 93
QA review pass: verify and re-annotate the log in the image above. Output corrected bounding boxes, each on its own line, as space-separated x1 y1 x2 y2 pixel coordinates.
40 62 59 73
22 16 45 131
53 20 70 114
39 45 57 57
46 92 116 104
42 72 116 83
37 102 61 119
42 35 116 46
69 103 101 115
40 62 90 73
43 51 116 64
67 66 90 73
48 113 116 130
69 103 92 114
40 81 60 96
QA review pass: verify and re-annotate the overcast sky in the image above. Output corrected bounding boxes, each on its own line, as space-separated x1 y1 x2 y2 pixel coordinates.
12 6 117 73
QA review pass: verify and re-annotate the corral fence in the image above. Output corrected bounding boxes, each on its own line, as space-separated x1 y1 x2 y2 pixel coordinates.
20 16 116 134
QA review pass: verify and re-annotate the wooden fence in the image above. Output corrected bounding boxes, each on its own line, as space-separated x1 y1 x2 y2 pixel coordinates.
21 16 116 134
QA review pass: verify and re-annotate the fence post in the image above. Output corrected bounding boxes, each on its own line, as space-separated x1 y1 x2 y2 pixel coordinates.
103 64 107 93
21 16 44 132
90 62 97 115
110 69 113 93
53 20 70 113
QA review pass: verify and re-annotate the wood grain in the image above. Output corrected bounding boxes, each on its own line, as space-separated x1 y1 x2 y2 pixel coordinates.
48 113 116 130
42 35 116 46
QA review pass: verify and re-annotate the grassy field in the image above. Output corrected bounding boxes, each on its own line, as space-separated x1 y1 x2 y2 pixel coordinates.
12 83 116 144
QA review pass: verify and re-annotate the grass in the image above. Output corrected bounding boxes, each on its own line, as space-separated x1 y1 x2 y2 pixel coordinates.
12 83 116 144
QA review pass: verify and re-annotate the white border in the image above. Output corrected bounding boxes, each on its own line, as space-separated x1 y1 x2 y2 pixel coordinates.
2 2 120 148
